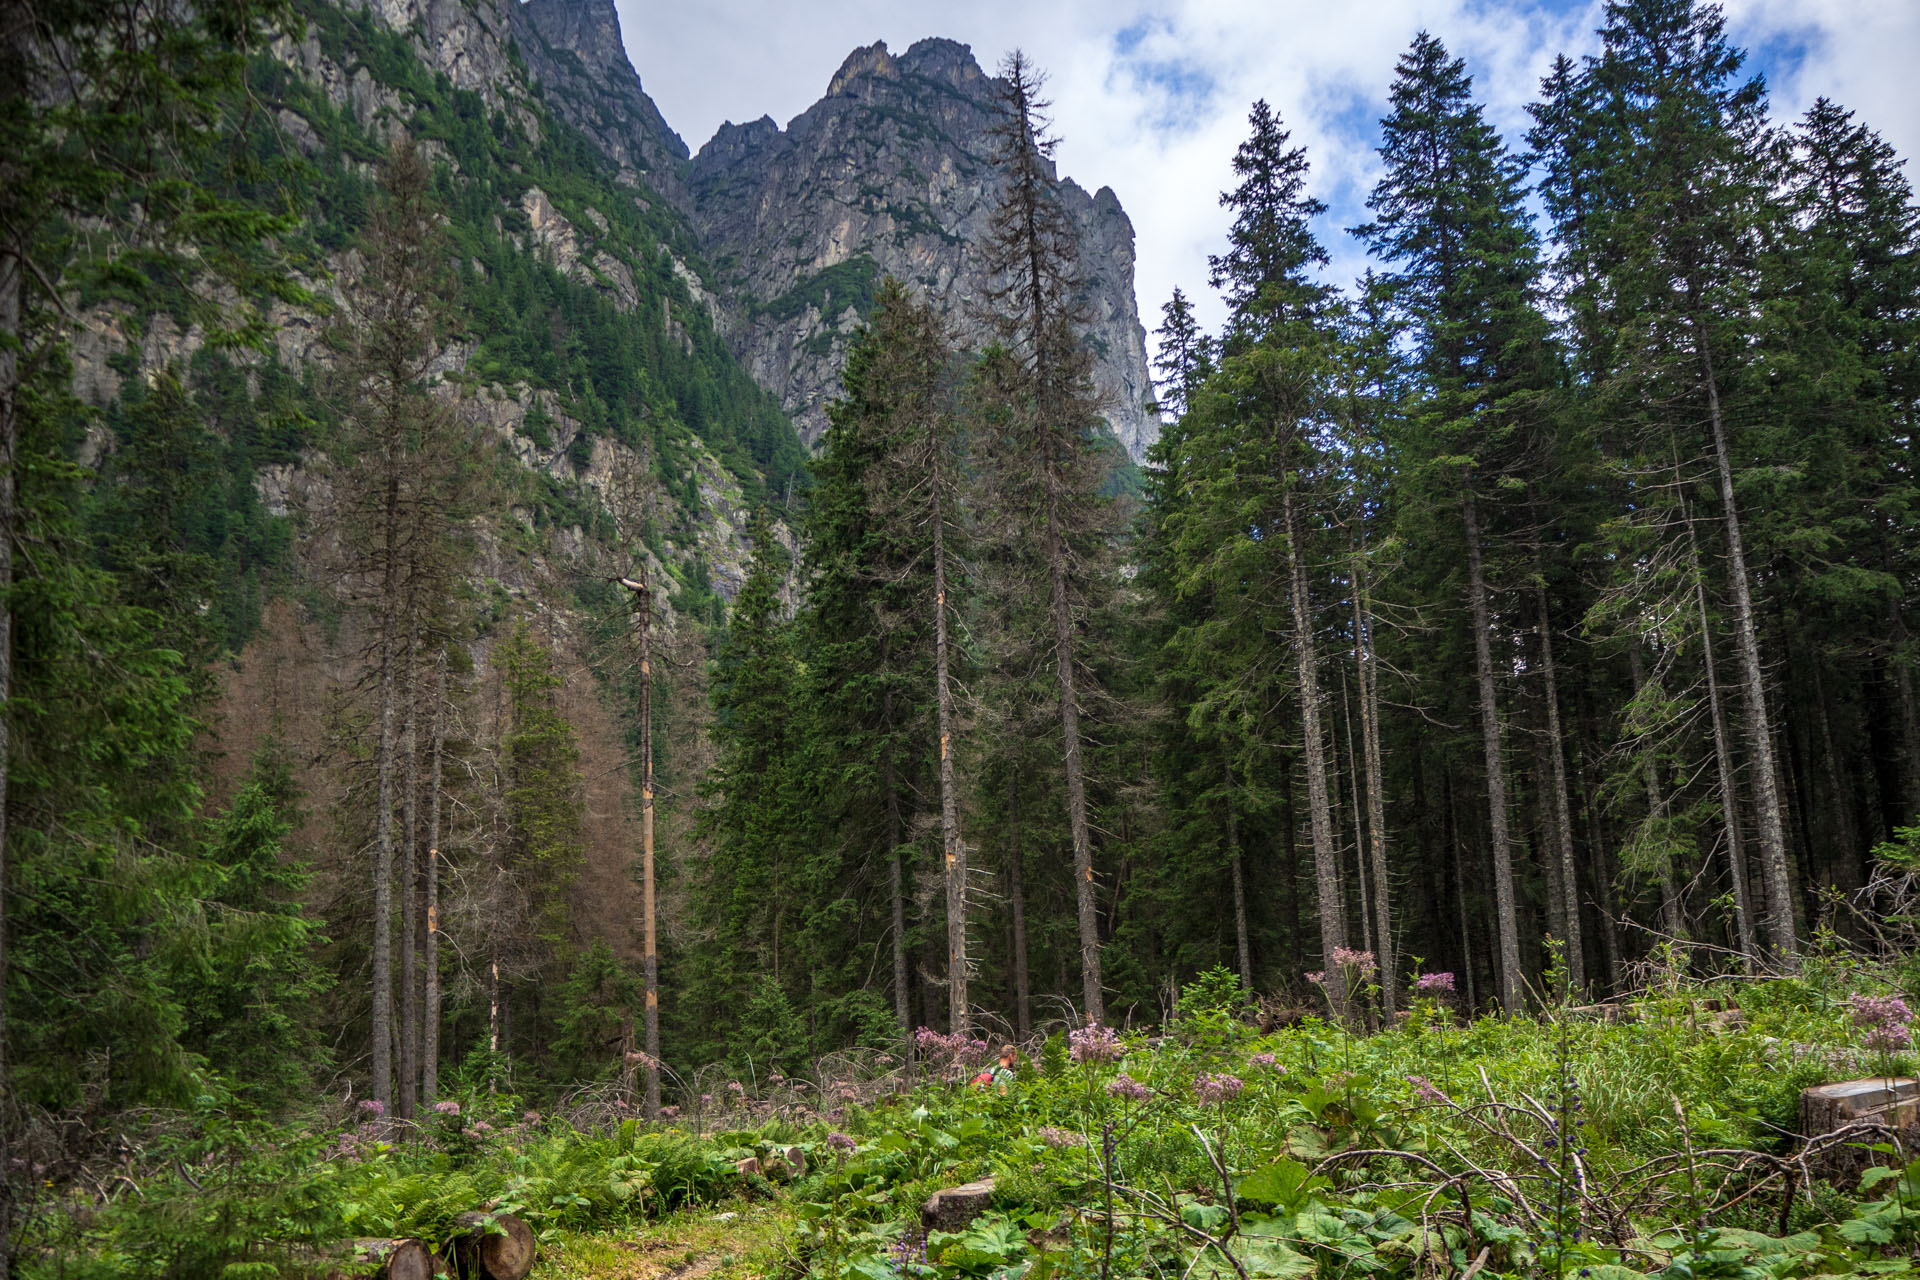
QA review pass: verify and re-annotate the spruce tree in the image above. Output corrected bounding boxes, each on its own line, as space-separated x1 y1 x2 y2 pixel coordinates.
1359 31 1563 1006
1530 0 1800 963
976 51 1120 1024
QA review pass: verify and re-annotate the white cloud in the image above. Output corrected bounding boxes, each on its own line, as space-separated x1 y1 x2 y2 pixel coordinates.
613 0 1917 373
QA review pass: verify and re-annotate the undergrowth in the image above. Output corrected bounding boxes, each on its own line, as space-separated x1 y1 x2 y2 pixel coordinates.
28 968 1920 1279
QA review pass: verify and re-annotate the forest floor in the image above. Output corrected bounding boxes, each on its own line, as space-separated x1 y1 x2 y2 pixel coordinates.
32 963 1920 1279
538 1205 795 1280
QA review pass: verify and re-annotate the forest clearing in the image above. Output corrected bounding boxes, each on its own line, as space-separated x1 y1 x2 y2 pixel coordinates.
4 0 1918 1272
38 960 1920 1277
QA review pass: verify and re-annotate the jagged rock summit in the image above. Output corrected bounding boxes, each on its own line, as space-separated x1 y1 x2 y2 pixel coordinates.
513 2 1161 462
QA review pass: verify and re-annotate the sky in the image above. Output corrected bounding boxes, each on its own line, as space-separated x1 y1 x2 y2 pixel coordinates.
608 0 1919 366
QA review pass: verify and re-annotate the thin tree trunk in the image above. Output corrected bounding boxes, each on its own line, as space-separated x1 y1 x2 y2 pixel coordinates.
1533 579 1583 992
1354 561 1394 1011
1224 753 1252 993
884 707 909 1039
1681 497 1756 967
932 443 967 1034
1341 676 1374 961
1046 476 1103 1024
372 461 401 1110
1007 770 1030 1039
1693 320 1798 963
1463 490 1520 1009
422 649 446 1107
0 241 20 1280
1284 489 1346 994
398 621 420 1121
626 571 661 1118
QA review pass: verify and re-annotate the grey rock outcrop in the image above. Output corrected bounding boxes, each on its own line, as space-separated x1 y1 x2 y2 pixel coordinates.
509 5 1161 462
686 38 1159 460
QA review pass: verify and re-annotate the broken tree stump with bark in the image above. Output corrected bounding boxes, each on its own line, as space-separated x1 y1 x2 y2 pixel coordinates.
921 1176 997 1232
1801 1078 1920 1177
344 1238 434 1280
444 1211 535 1280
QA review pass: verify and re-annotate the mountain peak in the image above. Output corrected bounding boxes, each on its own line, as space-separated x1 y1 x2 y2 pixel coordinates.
897 37 984 87
826 40 898 98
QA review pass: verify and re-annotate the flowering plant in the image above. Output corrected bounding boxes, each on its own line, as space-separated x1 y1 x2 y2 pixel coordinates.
1068 1021 1125 1064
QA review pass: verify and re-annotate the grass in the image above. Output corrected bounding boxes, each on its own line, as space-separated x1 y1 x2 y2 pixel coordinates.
540 1203 797 1280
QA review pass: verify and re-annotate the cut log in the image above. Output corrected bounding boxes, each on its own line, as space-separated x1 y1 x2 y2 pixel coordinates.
784 1145 808 1178
1800 1078 1920 1177
347 1238 434 1280
445 1211 535 1280
921 1176 997 1232
736 1156 762 1177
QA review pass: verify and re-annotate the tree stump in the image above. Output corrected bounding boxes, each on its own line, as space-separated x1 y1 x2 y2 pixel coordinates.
445 1211 535 1280
347 1238 434 1280
921 1177 997 1232
1800 1078 1920 1177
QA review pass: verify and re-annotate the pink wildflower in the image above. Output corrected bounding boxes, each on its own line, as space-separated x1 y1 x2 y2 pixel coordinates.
1069 1021 1125 1064
432 1100 460 1116
1408 1075 1450 1104
1106 1073 1151 1101
1195 1074 1245 1105
1414 972 1456 993
1038 1126 1085 1148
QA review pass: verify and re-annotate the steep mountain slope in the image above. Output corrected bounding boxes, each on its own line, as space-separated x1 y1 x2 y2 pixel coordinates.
517 1 1162 461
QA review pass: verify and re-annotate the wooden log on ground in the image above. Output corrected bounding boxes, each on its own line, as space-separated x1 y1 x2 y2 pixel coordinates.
345 1238 434 1280
921 1176 997 1232
444 1211 536 1280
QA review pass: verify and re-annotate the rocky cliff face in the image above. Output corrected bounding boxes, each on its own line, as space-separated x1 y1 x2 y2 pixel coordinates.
515 5 1161 462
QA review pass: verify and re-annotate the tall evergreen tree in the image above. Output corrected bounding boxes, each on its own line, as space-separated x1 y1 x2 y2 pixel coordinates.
976 51 1120 1024
1359 31 1564 1006
1529 0 1800 963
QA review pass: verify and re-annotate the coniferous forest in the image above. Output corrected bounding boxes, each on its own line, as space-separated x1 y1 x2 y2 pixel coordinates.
4 0 1920 1275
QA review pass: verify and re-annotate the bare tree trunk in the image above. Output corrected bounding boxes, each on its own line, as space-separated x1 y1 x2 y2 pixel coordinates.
884 708 909 1040
1354 562 1394 1012
1047 477 1103 1024
623 572 661 1118
372 464 401 1110
1341 677 1374 960
1463 490 1521 1009
1533 580 1584 992
933 451 968 1034
1007 771 1031 1039
1224 754 1252 993
0 241 20 1280
398 622 420 1121
1694 322 1798 963
1283 489 1346 996
422 650 446 1107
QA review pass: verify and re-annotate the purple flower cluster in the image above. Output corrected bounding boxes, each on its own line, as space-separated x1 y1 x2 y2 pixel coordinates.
357 1098 386 1117
1038 1125 1085 1149
1248 1052 1282 1073
432 1100 460 1116
913 1027 992 1065
1330 947 1378 976
826 1131 857 1152
1414 971 1456 993
1194 1074 1245 1105
1304 971 1325 986
890 1230 928 1276
1407 1074 1451 1104
1106 1073 1151 1101
1069 1022 1125 1064
1850 993 1916 1054
660 1106 680 1119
